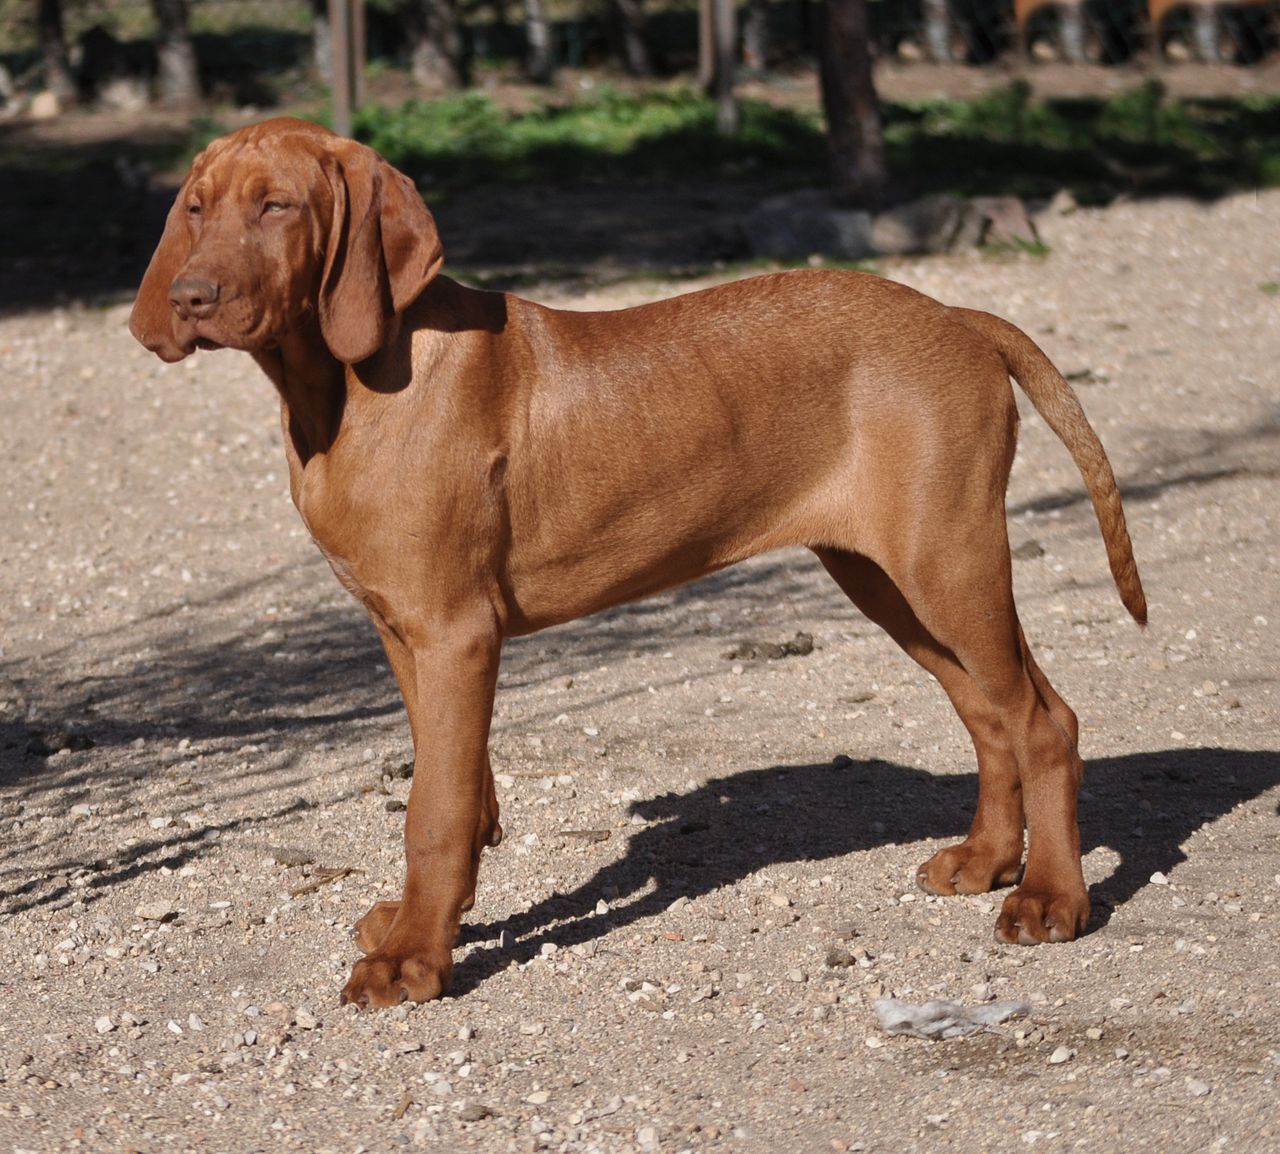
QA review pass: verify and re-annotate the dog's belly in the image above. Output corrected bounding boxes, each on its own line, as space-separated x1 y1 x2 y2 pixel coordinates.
499 470 860 634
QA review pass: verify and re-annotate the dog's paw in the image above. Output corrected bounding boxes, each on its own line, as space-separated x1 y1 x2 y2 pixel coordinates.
353 901 401 953
340 945 452 1009
994 884 1089 945
916 838 1023 896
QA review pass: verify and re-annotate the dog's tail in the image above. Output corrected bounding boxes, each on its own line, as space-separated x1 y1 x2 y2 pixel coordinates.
955 307 1147 626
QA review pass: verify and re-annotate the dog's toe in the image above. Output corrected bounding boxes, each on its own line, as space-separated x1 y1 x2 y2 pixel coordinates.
918 838 1023 897
341 947 450 1009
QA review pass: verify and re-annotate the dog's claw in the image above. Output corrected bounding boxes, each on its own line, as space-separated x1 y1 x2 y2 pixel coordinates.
995 884 1088 946
338 990 372 1011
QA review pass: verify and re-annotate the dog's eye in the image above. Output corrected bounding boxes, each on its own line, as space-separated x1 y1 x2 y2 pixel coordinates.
187 202 202 217
262 200 290 216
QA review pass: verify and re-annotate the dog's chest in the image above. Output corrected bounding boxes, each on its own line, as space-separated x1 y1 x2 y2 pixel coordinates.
289 457 384 605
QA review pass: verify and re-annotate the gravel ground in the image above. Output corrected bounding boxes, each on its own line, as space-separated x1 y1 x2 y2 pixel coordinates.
1 188 1277 1154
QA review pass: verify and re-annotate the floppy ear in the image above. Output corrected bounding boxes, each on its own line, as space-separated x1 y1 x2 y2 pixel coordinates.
319 145 444 365
129 189 194 363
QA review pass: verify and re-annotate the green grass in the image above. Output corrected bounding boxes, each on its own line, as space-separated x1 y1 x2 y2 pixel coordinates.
883 81 1280 202
184 82 1280 205
352 86 825 188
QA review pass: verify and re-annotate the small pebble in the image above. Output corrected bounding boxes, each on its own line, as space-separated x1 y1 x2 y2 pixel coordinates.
825 946 854 969
1048 1046 1074 1065
136 901 176 923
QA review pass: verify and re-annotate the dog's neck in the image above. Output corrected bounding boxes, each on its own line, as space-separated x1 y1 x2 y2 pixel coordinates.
253 317 347 465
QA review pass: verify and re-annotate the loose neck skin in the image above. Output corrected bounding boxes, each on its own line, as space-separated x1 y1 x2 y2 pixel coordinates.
253 316 347 466
252 310 422 468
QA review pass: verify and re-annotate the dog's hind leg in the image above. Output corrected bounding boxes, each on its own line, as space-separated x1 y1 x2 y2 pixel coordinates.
815 545 1088 943
815 548 1026 896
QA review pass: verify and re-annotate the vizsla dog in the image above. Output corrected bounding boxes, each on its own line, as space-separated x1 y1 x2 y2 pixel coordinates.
131 118 1145 1009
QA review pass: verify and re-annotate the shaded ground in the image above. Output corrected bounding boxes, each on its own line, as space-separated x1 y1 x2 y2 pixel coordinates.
4 59 1280 312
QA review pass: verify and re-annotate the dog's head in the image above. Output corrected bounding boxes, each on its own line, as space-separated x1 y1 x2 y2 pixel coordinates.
129 117 443 365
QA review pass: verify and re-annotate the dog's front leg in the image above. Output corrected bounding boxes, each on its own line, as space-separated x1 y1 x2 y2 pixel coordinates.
352 619 503 956
341 620 501 1008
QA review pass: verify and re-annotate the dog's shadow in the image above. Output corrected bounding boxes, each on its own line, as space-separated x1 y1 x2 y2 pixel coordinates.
452 745 1278 992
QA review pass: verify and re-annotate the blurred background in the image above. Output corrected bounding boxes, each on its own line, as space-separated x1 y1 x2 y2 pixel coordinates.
1 0 1278 310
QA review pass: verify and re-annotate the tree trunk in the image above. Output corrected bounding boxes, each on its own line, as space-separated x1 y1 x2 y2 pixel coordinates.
407 0 468 89
698 0 714 87
922 0 951 63
150 0 200 107
614 0 653 76
1058 1 1087 63
311 0 333 85
524 0 553 83
742 0 769 73
712 0 738 135
819 0 887 209
1191 3 1220 62
37 0 76 103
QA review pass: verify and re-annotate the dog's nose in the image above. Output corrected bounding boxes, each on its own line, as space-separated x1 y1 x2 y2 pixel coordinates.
169 275 220 320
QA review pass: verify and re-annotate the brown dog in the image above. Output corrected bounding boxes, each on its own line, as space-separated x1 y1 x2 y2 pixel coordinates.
130 117 1145 1009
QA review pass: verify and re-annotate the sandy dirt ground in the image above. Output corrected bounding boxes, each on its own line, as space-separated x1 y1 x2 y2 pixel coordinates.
1 186 1277 1154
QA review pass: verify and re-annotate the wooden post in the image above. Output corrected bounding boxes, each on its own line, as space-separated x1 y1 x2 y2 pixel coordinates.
353 0 366 105
712 0 738 136
698 0 714 87
329 0 364 139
